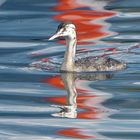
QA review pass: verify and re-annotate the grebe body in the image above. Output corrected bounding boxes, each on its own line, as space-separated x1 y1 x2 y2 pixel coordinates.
49 22 126 72
75 56 126 72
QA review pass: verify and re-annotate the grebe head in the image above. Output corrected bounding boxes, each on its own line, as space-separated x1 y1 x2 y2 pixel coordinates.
49 22 76 41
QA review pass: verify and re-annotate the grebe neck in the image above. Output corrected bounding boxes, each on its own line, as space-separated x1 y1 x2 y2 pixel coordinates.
61 37 77 71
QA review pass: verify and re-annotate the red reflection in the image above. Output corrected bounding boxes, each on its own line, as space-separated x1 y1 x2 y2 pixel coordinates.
53 0 116 44
43 74 104 139
57 128 94 139
44 75 105 120
46 94 105 120
43 75 64 89
55 0 85 11
43 74 105 138
43 75 89 93
43 0 116 139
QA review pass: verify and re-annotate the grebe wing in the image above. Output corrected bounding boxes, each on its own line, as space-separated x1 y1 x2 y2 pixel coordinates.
75 56 126 71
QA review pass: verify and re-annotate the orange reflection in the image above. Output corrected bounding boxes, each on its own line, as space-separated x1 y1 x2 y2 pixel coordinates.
57 128 94 139
55 0 85 11
43 73 108 138
43 75 64 89
46 95 105 120
53 0 116 44
43 75 89 93
44 74 106 119
43 0 115 139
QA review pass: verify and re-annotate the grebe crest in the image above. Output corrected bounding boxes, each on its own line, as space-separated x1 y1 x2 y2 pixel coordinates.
49 22 126 72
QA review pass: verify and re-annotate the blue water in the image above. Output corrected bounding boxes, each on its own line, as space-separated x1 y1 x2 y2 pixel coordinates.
0 0 140 140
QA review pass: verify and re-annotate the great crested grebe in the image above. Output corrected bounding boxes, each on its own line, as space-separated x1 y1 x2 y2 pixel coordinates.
49 22 126 72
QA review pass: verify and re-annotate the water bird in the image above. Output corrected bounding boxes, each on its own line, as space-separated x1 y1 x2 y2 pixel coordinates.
49 22 126 72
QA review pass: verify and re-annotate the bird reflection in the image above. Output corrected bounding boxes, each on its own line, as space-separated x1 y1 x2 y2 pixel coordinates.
51 72 113 118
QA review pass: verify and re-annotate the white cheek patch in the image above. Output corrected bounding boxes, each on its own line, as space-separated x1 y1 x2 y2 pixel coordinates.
66 29 75 37
67 28 71 33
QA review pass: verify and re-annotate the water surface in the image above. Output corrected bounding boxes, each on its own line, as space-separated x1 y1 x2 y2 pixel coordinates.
0 0 140 139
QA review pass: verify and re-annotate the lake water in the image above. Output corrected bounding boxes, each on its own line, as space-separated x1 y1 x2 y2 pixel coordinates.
0 0 140 139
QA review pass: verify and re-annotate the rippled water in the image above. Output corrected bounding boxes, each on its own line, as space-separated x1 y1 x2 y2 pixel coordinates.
0 0 140 139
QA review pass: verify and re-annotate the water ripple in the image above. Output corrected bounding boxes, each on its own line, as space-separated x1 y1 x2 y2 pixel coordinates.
0 0 139 139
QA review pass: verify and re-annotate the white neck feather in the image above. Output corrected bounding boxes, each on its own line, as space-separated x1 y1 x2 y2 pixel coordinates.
61 37 77 72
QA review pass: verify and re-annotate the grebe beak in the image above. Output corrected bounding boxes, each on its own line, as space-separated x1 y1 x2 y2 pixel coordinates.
48 33 59 41
48 28 65 41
